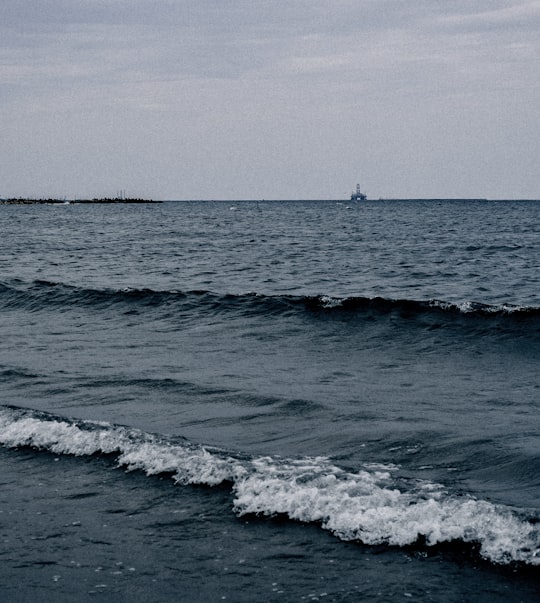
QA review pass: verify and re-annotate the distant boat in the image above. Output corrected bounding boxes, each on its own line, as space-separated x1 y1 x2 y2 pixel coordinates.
350 183 367 201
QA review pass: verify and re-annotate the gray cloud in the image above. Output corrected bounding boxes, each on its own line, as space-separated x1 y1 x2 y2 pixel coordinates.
1 1 538 199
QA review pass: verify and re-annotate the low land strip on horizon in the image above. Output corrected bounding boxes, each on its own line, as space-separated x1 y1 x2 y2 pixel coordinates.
0 197 160 205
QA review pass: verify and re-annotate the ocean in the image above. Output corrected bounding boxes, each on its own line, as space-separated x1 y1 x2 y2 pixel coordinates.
0 199 539 602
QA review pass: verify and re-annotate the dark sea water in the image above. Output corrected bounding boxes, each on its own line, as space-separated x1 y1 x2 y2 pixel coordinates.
0 199 539 602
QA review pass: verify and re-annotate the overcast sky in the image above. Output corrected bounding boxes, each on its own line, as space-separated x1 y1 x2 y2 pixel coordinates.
1 1 539 199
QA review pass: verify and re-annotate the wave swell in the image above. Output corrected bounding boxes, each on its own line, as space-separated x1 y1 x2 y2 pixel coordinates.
1 279 539 326
1 405 538 567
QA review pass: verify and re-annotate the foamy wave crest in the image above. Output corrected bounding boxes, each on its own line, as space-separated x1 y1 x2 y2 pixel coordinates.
318 296 344 308
0 406 241 486
1 405 538 566
428 299 533 315
233 457 540 565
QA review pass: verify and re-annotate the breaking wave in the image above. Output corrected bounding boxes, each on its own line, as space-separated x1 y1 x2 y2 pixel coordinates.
1 405 538 567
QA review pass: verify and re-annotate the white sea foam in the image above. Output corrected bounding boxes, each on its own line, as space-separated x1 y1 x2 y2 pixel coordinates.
233 457 540 565
1 407 538 566
119 441 241 486
428 299 530 314
0 409 241 486
0 415 127 455
319 296 344 308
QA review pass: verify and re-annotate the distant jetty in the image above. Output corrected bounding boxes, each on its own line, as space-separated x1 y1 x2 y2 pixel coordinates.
0 197 161 205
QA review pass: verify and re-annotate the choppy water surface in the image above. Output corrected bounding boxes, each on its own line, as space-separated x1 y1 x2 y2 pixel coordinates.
1 200 539 601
